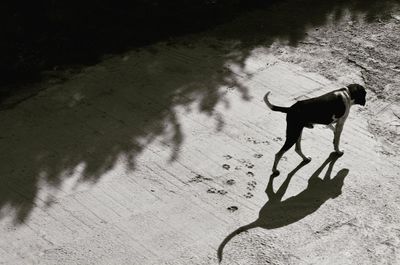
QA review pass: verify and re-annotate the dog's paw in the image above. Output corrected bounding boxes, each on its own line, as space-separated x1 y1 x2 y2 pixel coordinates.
272 170 280 176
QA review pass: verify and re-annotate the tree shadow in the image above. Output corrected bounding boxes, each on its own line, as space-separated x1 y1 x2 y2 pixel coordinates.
208 0 398 47
0 44 250 223
1 0 398 93
0 0 396 224
218 152 349 262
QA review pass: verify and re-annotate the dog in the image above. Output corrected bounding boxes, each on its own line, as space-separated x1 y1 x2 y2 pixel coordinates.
264 84 366 175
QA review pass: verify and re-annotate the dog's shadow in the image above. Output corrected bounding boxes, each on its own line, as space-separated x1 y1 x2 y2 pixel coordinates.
218 152 349 262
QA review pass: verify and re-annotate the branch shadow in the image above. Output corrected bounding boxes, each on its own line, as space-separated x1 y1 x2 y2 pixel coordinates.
0 44 249 223
218 152 349 262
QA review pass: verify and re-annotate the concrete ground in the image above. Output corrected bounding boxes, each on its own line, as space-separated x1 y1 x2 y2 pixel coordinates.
1 4 400 265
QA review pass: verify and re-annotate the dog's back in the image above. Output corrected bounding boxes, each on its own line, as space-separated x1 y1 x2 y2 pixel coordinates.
289 89 347 125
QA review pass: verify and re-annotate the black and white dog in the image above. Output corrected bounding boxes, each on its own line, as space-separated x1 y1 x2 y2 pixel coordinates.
264 84 366 175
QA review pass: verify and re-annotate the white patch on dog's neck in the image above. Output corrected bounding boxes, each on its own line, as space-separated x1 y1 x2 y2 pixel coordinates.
342 87 352 105
343 86 354 105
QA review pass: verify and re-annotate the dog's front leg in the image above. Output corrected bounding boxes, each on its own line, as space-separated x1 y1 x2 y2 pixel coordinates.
333 119 345 155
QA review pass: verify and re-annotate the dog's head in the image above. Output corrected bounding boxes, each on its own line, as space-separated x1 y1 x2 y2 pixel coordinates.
347 84 367 106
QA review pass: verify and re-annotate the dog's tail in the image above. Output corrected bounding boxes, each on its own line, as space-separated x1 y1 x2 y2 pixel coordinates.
264 92 290 113
217 221 259 263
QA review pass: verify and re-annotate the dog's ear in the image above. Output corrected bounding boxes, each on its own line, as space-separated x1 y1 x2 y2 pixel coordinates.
347 84 366 106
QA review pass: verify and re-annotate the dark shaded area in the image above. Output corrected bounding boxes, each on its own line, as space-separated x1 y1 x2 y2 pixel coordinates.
1 0 261 97
0 0 397 101
0 41 251 223
218 152 348 262
0 0 397 224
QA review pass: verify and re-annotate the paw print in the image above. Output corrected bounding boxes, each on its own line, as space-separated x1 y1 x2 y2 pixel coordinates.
247 181 257 191
207 187 227 195
253 154 263 158
217 190 228 195
245 163 254 169
239 159 255 169
222 164 230 170
246 137 256 144
246 137 270 145
246 171 254 177
223 155 233 160
244 192 254 198
227 206 238 212
226 179 236 185
207 187 217 194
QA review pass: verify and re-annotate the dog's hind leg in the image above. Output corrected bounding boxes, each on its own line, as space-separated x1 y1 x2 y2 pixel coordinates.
295 129 312 162
272 124 302 175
